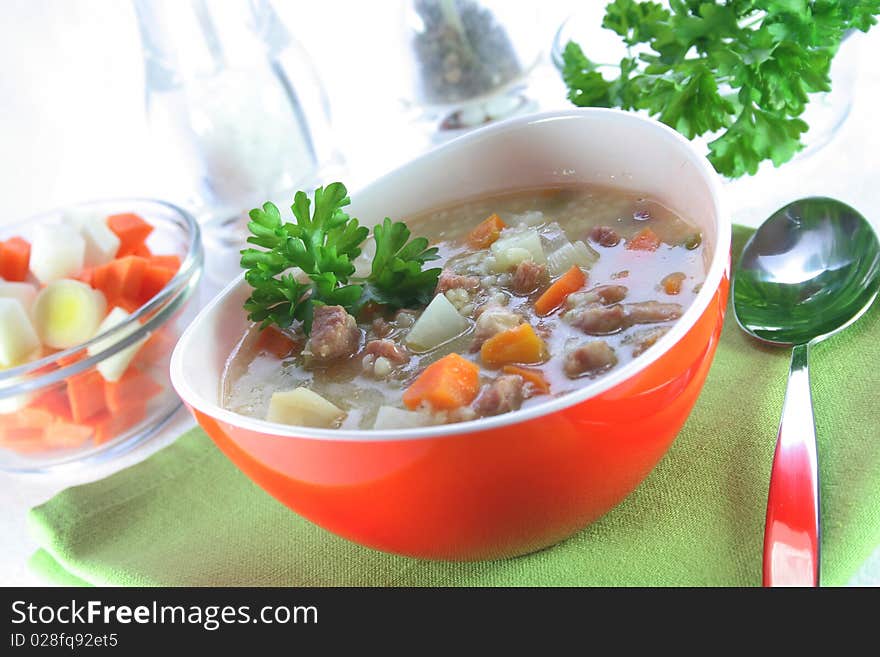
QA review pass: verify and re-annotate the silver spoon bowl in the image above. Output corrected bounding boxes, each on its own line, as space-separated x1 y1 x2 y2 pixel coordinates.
733 197 880 586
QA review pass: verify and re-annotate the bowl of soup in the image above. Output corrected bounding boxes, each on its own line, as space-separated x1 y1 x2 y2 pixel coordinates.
171 108 730 560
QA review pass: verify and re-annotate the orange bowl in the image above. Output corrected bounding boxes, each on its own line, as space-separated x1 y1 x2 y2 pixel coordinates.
171 109 730 560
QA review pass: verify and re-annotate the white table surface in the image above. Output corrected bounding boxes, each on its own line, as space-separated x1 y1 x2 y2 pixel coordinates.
1 0 878 586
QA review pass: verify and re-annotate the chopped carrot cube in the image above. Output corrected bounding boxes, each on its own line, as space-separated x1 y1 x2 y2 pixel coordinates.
89 405 146 445
132 243 153 258
138 264 175 305
534 265 586 316
626 227 661 251
254 326 299 359
467 213 507 249
44 422 93 448
92 255 148 309
481 323 548 367
402 353 481 411
661 272 686 295
104 367 163 413
148 255 181 272
66 369 106 423
0 236 31 282
107 213 153 257
30 388 73 422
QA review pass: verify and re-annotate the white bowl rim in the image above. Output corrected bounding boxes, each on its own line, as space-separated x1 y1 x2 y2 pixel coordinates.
170 108 730 443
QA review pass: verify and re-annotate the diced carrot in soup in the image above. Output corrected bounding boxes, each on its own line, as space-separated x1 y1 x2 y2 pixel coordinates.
626 227 661 251
534 266 586 316
254 326 299 359
481 323 548 367
467 213 506 249
661 272 686 295
402 353 480 411
0 236 31 282
502 365 551 395
107 213 153 257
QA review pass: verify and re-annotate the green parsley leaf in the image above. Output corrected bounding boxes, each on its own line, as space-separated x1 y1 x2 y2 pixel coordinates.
561 0 879 177
241 183 440 333
361 218 441 309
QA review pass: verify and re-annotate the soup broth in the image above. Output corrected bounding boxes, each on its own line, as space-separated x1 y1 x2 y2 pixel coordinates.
222 185 707 430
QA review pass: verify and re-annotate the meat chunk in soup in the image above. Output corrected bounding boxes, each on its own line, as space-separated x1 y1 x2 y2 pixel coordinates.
589 225 621 247
364 339 409 365
625 301 683 324
566 285 628 309
436 270 480 294
305 305 361 361
565 304 628 335
473 374 525 416
512 260 547 294
564 341 618 378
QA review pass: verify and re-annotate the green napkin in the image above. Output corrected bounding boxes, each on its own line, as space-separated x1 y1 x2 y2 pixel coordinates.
28 227 880 586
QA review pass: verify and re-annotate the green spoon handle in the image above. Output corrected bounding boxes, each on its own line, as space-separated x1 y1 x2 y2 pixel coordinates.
763 343 820 587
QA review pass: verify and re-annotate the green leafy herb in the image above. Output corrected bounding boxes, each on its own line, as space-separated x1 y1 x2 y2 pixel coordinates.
240 183 441 333
561 0 880 178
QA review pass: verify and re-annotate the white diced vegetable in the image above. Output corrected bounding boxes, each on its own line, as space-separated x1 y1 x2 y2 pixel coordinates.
373 406 431 430
0 281 38 313
405 293 469 352
0 298 40 368
490 227 545 271
267 387 346 428
498 247 533 269
508 210 545 227
29 224 85 284
540 221 573 253
87 307 148 382
68 211 121 267
32 280 107 349
547 241 599 277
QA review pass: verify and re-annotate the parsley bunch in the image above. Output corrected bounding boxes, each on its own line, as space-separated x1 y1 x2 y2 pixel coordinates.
561 0 880 178
241 183 441 333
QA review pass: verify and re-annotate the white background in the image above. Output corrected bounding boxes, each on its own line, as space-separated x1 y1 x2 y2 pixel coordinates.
1 0 878 585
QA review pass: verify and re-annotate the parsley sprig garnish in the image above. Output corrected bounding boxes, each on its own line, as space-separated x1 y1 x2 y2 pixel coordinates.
561 0 880 178
240 182 441 333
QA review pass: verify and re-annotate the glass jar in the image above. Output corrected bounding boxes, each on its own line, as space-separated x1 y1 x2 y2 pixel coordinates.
402 0 543 131
134 0 340 226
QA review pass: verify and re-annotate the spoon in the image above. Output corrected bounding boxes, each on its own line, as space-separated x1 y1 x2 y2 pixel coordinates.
733 197 880 587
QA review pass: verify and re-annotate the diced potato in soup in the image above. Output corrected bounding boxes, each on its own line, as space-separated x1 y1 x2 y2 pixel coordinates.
222 185 707 430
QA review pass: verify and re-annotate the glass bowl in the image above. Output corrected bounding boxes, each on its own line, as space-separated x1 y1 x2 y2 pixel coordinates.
0 199 203 472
